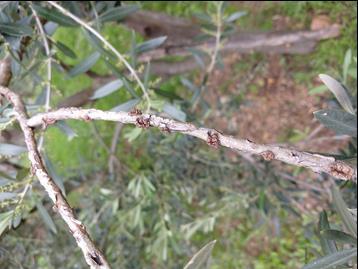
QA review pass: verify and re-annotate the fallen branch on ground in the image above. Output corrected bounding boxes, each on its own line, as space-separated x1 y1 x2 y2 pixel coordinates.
26 106 356 182
0 86 111 269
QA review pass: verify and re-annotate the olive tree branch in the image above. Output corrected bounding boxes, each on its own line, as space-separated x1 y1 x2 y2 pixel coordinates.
206 1 223 74
0 86 111 269
29 3 53 151
27 106 356 181
29 3 52 113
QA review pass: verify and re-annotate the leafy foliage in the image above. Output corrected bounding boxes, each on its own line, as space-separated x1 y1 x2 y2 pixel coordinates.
0 2 356 269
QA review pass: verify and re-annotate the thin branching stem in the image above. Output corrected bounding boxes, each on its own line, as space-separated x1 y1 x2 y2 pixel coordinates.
207 1 223 74
29 3 52 113
29 3 53 151
0 86 111 269
47 1 151 112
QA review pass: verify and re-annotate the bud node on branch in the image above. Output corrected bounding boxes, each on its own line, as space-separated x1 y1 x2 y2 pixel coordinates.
330 161 355 180
207 131 221 149
136 116 151 128
260 150 275 161
129 108 143 116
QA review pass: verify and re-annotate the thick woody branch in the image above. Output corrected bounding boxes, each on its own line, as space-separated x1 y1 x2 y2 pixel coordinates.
27 107 356 182
0 87 111 269
137 25 341 62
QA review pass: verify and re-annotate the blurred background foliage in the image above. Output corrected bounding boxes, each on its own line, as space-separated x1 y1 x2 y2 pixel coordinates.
0 1 357 269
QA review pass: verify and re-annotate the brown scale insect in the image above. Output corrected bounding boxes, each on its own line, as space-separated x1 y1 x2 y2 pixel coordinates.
42 117 57 128
330 161 354 180
160 125 171 134
81 115 92 122
260 150 275 161
129 107 142 116
30 164 36 177
136 116 151 128
207 131 221 149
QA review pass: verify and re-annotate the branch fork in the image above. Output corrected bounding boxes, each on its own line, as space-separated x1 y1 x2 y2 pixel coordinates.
0 84 356 268
0 86 111 269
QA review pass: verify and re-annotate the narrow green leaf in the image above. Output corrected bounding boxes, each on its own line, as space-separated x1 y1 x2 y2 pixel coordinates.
54 41 77 59
124 128 142 142
144 62 151 90
0 23 32 36
318 211 337 255
0 143 27 156
321 229 357 245
180 77 200 92
193 12 213 24
319 74 355 115
130 30 137 67
342 49 352 84
43 154 65 196
348 67 357 79
111 99 140 112
68 52 100 77
82 29 113 58
104 61 138 97
225 11 247 23
98 5 140 23
302 248 357 269
16 168 29 181
0 211 13 236
55 121 78 141
187 48 208 70
332 185 357 238
44 21 58 36
151 87 183 101
163 103 186 122
309 85 328 95
36 202 57 234
0 192 17 202
0 171 15 181
33 5 77 27
183 240 216 269
90 79 123 100
135 36 167 54
314 109 357 137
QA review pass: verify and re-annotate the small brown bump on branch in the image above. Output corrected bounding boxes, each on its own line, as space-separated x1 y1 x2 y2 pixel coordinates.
0 57 12 86
207 131 221 149
25 107 356 182
136 116 151 128
42 117 57 128
82 114 92 122
90 252 103 266
260 150 276 161
0 86 111 269
160 125 171 134
330 161 354 180
129 107 142 116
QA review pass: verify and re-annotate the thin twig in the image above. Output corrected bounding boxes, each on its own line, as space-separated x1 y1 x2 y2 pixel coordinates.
207 1 223 74
29 3 52 112
0 87 111 269
108 123 123 175
29 3 52 151
47 1 151 112
26 107 356 181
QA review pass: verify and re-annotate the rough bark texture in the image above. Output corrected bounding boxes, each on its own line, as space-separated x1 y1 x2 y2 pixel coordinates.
27 107 356 181
0 86 111 269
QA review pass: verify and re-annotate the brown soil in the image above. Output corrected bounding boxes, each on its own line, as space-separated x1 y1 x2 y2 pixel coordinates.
202 52 348 154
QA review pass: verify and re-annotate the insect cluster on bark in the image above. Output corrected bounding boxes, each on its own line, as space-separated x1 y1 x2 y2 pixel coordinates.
207 130 221 149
